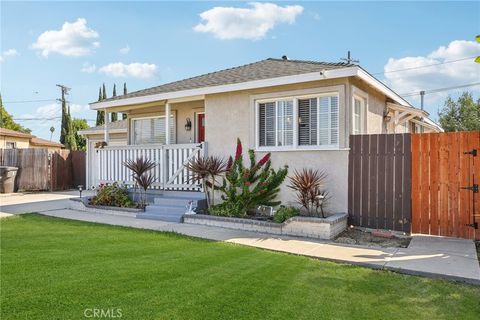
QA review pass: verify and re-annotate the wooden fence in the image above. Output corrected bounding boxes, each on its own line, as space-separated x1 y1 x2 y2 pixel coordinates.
0 148 50 190
0 148 86 191
348 134 411 233
411 132 479 240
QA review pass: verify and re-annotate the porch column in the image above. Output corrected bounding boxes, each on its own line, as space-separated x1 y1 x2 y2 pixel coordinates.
103 109 110 144
165 102 171 144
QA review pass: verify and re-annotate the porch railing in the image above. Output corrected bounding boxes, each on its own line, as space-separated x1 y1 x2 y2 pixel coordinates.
94 142 205 190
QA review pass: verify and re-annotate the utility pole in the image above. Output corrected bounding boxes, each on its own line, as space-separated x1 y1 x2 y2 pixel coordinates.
341 51 360 64
56 84 71 144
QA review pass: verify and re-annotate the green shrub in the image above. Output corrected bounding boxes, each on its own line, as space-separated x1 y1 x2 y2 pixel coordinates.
90 183 135 208
208 201 246 217
214 138 288 217
273 206 300 223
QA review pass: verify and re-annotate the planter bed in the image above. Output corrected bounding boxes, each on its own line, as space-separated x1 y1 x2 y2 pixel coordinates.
69 198 143 217
184 212 348 240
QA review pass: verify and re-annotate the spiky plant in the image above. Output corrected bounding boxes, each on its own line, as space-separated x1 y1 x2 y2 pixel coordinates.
288 169 328 217
187 156 226 207
135 172 156 208
123 157 157 207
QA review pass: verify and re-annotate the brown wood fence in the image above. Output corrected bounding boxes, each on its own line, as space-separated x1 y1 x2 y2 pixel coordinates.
411 132 479 240
348 134 411 233
0 148 86 191
0 148 50 190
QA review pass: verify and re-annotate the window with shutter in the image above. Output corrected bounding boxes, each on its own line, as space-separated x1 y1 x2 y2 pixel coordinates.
132 115 175 145
352 97 363 135
298 98 317 145
258 100 293 147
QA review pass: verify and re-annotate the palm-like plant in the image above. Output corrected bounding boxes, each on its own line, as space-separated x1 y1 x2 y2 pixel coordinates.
187 156 226 207
288 169 329 217
124 157 157 208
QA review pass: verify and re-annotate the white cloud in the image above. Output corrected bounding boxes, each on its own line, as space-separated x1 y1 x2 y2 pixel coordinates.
99 62 157 79
81 62 97 73
0 48 18 62
33 103 89 118
193 2 303 40
32 18 100 57
384 40 480 113
119 45 130 54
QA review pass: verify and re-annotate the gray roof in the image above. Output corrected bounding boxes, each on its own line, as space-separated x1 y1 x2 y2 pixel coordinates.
78 119 127 135
98 58 354 103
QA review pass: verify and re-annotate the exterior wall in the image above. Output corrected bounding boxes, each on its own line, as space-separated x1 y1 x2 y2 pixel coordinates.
0 136 30 149
205 79 352 213
127 100 204 144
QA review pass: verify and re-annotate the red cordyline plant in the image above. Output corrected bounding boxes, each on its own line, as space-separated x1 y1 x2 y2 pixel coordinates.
288 169 329 218
186 155 227 207
124 157 157 209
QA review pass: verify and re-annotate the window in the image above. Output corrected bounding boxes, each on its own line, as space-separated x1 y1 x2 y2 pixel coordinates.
257 93 339 150
352 97 364 135
5 142 16 149
132 115 175 145
259 100 293 147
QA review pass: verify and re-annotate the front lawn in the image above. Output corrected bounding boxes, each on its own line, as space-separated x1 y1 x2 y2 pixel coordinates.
1 214 479 320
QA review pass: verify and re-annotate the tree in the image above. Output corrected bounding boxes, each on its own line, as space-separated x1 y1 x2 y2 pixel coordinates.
438 91 480 132
111 84 118 122
95 86 105 126
72 118 89 151
122 83 128 120
102 83 107 100
63 106 77 150
0 94 31 133
60 96 68 145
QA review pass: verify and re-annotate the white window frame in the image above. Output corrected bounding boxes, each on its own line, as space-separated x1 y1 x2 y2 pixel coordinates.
130 113 176 145
5 141 16 149
255 92 340 152
351 86 368 135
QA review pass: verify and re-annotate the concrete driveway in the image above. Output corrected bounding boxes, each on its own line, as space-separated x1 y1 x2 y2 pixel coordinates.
1 191 479 284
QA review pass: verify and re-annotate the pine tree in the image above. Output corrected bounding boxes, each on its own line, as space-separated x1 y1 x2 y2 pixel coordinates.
122 83 128 120
111 84 118 122
95 86 105 126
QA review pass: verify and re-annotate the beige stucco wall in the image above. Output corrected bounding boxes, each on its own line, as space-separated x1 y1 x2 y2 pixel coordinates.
0 136 31 149
128 100 205 144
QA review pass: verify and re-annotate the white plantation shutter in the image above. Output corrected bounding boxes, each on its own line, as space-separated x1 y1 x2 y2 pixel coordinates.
353 98 362 135
298 98 317 145
258 100 293 147
277 100 294 146
133 115 175 145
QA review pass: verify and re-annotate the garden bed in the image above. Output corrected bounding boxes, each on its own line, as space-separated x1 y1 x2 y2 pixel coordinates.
334 228 411 248
69 198 143 217
184 212 348 240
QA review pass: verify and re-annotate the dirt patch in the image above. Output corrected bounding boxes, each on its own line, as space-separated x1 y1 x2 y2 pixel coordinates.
334 228 411 248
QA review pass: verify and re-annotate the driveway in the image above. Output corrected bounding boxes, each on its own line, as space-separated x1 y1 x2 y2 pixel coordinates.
1 191 479 284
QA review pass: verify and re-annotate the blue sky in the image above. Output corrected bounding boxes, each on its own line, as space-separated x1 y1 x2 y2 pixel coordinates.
1 1 479 140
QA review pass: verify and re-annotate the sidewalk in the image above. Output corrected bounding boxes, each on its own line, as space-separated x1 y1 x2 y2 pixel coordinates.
1 192 479 285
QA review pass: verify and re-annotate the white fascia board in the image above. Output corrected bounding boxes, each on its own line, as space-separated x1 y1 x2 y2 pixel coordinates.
89 67 359 110
78 128 127 136
356 68 412 107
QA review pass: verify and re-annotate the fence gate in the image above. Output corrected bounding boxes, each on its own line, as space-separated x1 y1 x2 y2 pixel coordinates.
50 150 86 191
411 132 479 240
348 134 412 233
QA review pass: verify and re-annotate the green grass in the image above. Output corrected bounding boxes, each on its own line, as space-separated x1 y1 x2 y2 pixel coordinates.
1 214 479 320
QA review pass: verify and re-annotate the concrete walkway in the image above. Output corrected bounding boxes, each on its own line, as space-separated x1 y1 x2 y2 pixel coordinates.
1 192 479 285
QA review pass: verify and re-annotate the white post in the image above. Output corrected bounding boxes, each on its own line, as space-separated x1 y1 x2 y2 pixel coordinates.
165 102 171 145
104 109 110 144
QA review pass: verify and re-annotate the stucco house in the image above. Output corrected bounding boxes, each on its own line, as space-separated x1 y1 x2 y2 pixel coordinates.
85 57 441 214
0 128 63 152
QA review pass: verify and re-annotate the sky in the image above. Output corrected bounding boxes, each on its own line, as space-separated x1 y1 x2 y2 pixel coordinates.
1 1 479 141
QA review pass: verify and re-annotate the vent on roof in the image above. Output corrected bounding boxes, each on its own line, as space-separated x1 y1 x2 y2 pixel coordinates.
281 55 289 61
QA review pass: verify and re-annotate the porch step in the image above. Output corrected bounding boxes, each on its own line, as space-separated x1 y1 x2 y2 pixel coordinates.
158 190 206 199
153 197 200 206
137 205 186 223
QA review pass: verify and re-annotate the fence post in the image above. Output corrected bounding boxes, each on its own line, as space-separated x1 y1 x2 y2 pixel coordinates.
162 145 167 190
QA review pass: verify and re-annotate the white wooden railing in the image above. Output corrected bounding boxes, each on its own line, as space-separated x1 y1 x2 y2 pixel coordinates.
93 142 205 190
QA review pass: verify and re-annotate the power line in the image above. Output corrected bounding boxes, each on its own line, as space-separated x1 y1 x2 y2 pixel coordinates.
13 117 96 121
401 82 480 97
3 99 57 104
371 56 477 76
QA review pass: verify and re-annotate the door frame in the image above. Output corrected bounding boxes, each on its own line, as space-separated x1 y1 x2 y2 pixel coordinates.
194 111 205 143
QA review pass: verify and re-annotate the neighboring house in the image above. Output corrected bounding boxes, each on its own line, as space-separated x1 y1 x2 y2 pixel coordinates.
87 57 442 213
0 128 63 152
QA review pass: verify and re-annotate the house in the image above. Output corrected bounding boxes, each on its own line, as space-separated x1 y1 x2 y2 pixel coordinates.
86 57 441 214
0 128 64 152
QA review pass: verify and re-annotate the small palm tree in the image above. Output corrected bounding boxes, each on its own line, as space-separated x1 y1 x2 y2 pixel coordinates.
124 157 157 208
187 156 226 207
288 169 329 217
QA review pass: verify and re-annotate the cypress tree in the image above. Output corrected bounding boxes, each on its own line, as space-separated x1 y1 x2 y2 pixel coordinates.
60 94 68 145
95 86 105 126
122 82 128 120
102 83 107 100
64 106 77 150
111 84 118 122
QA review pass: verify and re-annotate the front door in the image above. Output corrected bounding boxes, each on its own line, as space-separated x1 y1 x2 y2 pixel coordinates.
197 113 205 143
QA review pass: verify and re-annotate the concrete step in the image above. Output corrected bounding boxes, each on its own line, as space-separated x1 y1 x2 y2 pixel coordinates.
159 191 206 200
136 212 183 223
153 197 200 206
146 204 186 215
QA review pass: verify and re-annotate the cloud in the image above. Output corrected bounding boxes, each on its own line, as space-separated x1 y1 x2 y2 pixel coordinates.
32 18 100 57
193 2 303 40
0 48 18 62
33 103 90 118
81 62 97 73
99 62 157 79
119 45 130 54
383 40 480 112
